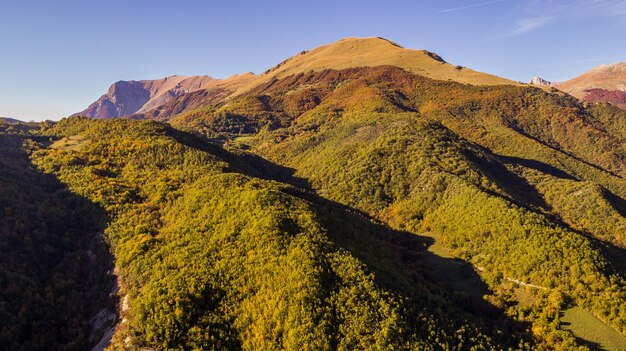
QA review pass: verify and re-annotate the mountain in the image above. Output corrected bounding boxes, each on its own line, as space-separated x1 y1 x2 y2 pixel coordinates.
75 75 217 119
6 38 626 350
528 76 552 86
129 72 257 121
232 37 517 96
77 37 516 122
552 63 626 109
170 64 626 349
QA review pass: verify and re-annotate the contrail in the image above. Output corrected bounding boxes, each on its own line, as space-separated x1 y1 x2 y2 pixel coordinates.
439 0 505 13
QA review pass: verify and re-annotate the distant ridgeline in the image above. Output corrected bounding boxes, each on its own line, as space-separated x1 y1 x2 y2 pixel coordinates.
3 38 626 350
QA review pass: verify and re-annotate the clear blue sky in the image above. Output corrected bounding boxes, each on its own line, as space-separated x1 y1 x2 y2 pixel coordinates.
1 0 625 121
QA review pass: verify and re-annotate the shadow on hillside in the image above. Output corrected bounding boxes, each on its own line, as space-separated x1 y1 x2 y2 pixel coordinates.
171 127 536 347
417 235 490 299
603 188 626 219
499 155 578 181
300 190 535 348
167 126 312 190
558 310 606 351
512 128 623 179
463 149 550 211
232 151 312 190
0 133 116 350
243 156 538 348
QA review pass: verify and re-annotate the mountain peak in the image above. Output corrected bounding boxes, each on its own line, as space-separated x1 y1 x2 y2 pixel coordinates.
234 37 514 95
333 36 404 48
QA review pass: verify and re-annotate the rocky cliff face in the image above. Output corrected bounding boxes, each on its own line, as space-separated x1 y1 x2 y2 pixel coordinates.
75 75 216 119
528 76 552 86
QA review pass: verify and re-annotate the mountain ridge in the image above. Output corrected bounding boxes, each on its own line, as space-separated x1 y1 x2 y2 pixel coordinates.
75 37 517 122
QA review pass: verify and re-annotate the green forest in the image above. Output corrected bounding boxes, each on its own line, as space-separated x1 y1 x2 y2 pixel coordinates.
4 65 626 350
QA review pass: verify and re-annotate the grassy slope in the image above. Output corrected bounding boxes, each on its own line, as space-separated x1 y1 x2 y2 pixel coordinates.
234 37 516 97
561 307 626 351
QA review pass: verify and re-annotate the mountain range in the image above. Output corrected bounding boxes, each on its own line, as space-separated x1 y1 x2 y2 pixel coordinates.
78 38 626 122
3 37 626 351
76 37 516 121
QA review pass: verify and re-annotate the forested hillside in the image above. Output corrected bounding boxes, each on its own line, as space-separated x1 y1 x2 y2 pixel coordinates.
170 65 626 349
27 118 539 350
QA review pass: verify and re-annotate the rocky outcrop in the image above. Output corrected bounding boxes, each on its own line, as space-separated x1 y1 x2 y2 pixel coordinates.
528 76 552 86
75 75 216 119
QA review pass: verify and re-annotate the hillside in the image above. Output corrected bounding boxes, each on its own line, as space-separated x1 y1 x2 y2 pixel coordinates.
27 118 539 350
0 117 24 124
172 65 626 348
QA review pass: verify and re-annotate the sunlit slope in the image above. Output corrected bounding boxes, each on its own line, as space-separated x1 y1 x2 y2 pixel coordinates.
555 62 626 98
31 118 534 350
133 72 258 121
235 37 516 96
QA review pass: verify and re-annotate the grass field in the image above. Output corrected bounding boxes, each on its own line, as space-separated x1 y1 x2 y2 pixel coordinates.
561 306 626 351
50 135 89 151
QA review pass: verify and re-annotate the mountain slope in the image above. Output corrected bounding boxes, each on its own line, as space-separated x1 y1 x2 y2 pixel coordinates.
173 65 626 346
76 75 217 119
129 73 257 121
77 37 516 123
29 118 536 350
234 37 516 96
553 63 626 109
